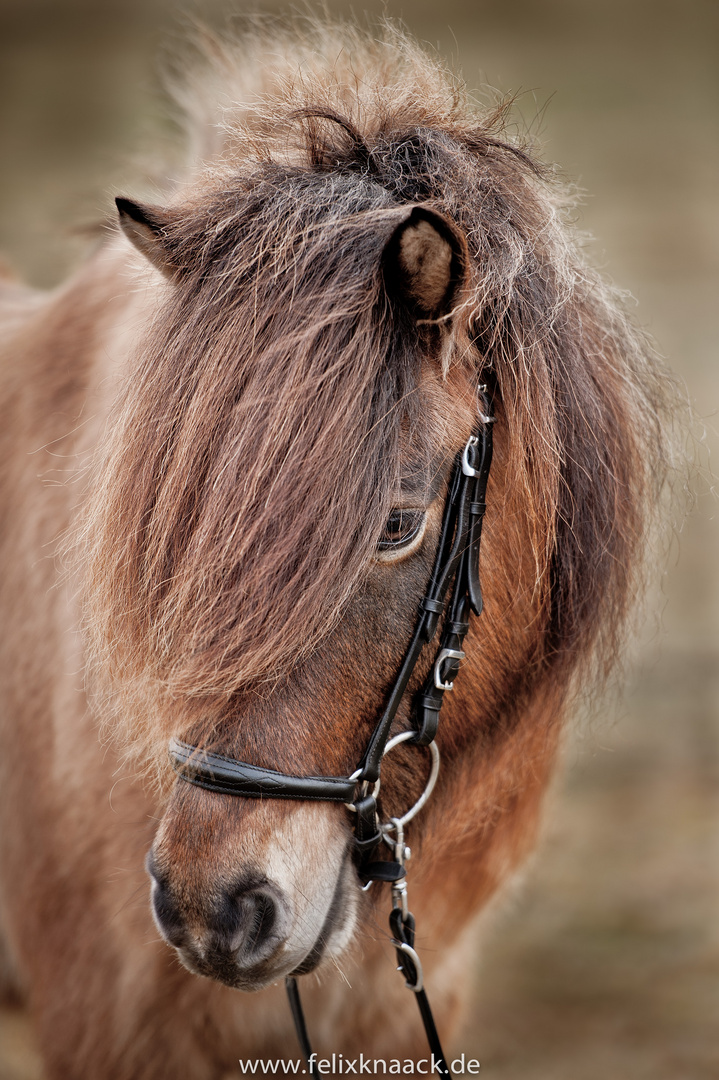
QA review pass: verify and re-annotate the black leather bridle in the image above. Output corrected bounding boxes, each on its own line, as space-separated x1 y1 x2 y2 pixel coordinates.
169 385 494 1078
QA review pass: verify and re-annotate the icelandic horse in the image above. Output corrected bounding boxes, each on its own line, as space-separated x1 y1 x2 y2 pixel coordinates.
0 21 670 1080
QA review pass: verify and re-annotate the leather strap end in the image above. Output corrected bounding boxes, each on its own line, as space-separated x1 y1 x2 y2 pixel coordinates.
353 793 382 856
414 694 441 746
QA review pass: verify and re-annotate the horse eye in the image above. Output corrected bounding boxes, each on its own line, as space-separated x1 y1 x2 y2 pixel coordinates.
377 509 426 551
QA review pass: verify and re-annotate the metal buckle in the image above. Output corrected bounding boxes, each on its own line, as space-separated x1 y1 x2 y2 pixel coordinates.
344 770 380 812
462 426 494 476
433 647 465 691
461 435 479 476
391 940 424 993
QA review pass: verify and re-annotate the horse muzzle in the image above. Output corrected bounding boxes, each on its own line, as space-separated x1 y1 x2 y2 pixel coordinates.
147 802 358 991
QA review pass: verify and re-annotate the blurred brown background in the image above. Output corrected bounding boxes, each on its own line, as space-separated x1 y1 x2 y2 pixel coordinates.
0 1 717 1077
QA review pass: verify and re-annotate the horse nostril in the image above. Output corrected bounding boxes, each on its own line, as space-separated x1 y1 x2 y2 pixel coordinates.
214 882 285 965
148 871 187 948
246 891 276 951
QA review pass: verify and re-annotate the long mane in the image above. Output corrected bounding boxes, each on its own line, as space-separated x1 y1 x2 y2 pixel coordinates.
77 19 672 764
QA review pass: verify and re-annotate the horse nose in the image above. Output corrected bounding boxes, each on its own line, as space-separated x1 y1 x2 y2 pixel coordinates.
215 880 285 964
148 862 187 948
147 857 289 966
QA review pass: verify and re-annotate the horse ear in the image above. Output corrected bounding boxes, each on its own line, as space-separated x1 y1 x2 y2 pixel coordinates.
383 206 468 320
115 197 178 280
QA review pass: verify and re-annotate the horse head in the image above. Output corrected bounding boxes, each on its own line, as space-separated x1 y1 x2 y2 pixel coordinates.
79 89 667 994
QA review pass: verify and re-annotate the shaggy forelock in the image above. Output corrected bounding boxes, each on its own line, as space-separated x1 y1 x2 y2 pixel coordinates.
76 19 674 769
82 165 469 738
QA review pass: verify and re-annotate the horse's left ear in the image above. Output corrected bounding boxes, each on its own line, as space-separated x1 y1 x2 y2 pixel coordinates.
383 206 468 320
115 197 179 280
